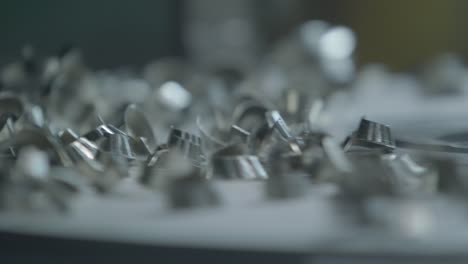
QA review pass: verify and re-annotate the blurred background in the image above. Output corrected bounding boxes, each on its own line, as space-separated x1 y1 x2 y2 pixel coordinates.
1 0 467 71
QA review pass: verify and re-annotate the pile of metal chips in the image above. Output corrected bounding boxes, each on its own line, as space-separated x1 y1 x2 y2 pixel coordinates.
1 21 468 219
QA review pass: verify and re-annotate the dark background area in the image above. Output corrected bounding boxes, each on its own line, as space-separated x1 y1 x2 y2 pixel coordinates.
1 0 468 70
0 0 183 68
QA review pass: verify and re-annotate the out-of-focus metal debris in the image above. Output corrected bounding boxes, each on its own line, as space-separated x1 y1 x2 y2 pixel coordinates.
124 104 156 156
167 127 205 167
164 153 219 209
321 136 353 173
1 18 468 250
265 145 309 199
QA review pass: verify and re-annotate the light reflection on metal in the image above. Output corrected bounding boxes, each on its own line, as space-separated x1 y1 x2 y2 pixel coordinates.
318 26 356 61
158 81 192 111
70 138 99 160
210 144 267 180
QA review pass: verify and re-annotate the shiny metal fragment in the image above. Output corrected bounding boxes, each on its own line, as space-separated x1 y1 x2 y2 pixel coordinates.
167 127 205 166
58 128 80 145
344 118 396 152
230 125 250 143
124 104 156 155
266 110 294 140
107 132 136 160
210 143 268 181
345 118 468 154
265 110 304 153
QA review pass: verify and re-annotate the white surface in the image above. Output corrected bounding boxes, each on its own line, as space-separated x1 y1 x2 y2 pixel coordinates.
1 180 468 255
0 181 350 252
